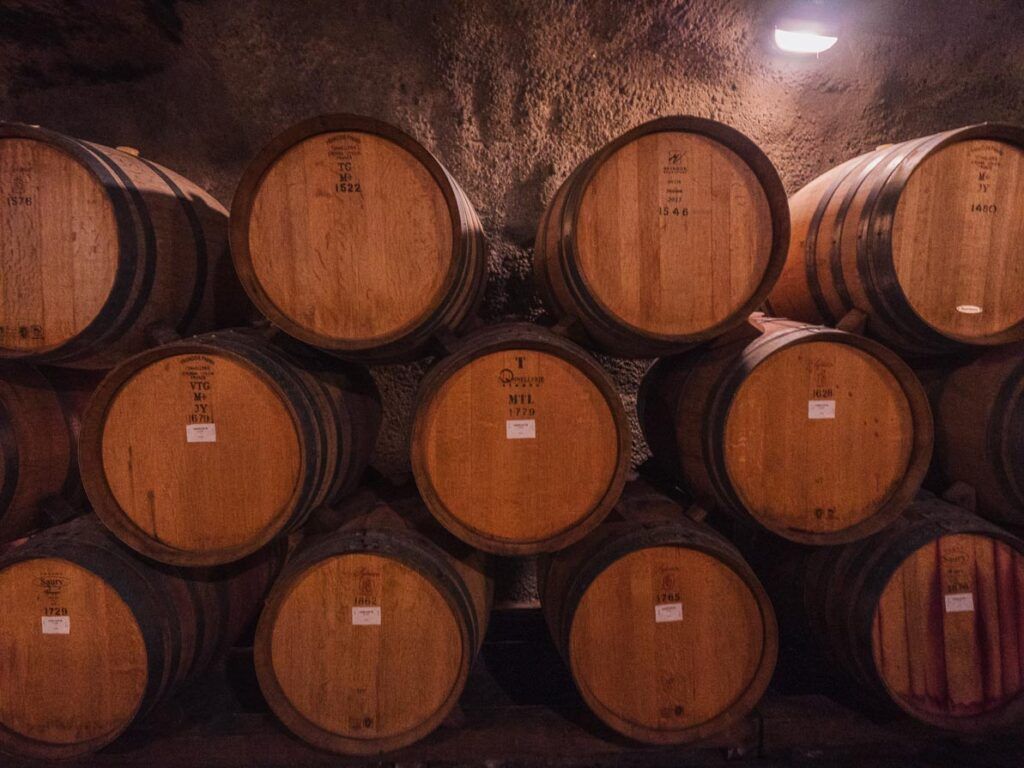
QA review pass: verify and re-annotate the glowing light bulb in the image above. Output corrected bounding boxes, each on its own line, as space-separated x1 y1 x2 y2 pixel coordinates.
774 27 839 54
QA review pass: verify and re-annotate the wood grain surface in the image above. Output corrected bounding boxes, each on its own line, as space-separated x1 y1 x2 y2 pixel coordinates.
541 485 777 745
723 340 913 536
0 557 147 749
231 115 487 362
412 325 630 555
892 140 1024 339
248 132 452 343
81 331 380 566
534 116 789 357
0 124 238 369
0 516 283 760
574 131 772 336
769 125 1024 353
255 492 491 755
639 321 932 544
0 138 117 353
99 353 301 555
571 546 766 737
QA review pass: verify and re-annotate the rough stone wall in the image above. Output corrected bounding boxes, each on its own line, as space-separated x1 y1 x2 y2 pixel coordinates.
3 0 1024 601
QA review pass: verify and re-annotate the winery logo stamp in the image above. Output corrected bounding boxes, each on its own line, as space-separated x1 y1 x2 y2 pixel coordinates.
37 573 66 599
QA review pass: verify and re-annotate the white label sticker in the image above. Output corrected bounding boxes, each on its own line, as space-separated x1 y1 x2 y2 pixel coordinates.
506 419 536 439
956 305 983 315
41 616 70 635
944 592 975 613
351 606 382 626
186 423 217 443
808 400 836 420
654 603 683 623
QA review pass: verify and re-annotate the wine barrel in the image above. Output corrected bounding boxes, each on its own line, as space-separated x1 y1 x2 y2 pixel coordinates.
534 116 790 358
920 344 1024 526
0 365 100 542
255 490 491 755
540 484 777 744
639 316 933 544
80 329 381 566
0 515 282 760
768 123 1024 354
230 114 487 363
411 323 630 555
797 498 1024 733
0 123 244 369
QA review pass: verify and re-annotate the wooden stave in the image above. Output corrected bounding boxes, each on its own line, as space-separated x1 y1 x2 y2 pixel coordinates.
229 114 487 364
800 499 1024 733
79 329 381 566
0 515 282 760
0 123 237 370
924 345 1024 526
534 116 790 358
539 484 778 744
0 365 100 543
254 490 492 755
769 123 1024 354
410 322 632 555
638 321 933 544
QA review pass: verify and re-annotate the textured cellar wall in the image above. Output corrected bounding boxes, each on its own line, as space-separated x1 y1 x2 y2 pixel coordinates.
2 0 1024 601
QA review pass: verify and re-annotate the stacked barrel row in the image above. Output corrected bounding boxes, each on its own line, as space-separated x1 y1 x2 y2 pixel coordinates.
0 111 1023 762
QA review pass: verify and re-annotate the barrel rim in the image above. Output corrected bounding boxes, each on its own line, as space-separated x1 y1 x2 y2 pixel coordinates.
410 323 631 555
558 519 778 744
253 528 474 754
79 338 308 566
869 123 1024 349
0 123 140 364
553 115 790 354
706 325 933 545
229 113 472 358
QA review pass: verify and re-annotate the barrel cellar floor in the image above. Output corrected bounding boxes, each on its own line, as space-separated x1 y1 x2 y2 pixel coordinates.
8 610 1022 768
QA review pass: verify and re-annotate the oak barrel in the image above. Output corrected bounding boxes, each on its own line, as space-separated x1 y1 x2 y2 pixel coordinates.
0 364 99 542
0 123 243 369
540 484 777 744
411 323 630 555
768 123 1024 354
535 116 790 358
639 316 933 544
255 490 491 755
794 498 1024 733
0 515 282 760
230 114 487 363
921 344 1024 526
80 329 381 566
